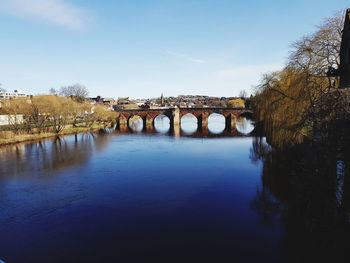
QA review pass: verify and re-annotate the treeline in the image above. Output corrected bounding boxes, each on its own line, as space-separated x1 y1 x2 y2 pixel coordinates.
1 95 116 134
253 11 350 147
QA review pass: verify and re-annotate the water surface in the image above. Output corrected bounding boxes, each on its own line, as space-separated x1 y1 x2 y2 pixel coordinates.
0 126 349 262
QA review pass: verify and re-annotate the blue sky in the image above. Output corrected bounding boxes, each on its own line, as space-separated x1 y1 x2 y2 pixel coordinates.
0 0 349 98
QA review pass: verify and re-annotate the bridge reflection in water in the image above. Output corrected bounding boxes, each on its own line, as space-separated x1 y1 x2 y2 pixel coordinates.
117 114 255 138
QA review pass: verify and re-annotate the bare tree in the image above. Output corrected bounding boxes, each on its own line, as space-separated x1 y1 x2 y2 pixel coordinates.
59 84 89 102
49 88 57 95
288 12 344 88
83 104 116 128
47 96 71 134
239 90 248 99
28 96 52 133
253 12 347 147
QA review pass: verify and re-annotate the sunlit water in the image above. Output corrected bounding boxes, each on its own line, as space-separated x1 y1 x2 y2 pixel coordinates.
0 119 349 263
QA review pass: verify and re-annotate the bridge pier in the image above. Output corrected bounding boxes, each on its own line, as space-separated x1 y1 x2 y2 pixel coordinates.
225 113 237 133
143 115 155 132
198 113 209 132
117 114 128 129
169 124 181 137
169 107 180 131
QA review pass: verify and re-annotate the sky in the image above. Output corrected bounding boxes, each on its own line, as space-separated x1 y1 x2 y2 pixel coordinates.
0 0 349 99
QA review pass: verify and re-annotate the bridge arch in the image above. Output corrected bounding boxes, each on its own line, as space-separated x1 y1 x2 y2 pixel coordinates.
236 111 255 135
208 113 225 134
181 113 198 134
154 114 170 133
128 115 143 132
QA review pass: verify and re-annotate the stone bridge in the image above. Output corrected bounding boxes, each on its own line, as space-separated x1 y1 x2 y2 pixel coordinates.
115 107 253 133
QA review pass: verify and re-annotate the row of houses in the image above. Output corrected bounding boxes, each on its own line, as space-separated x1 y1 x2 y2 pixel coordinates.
0 91 246 111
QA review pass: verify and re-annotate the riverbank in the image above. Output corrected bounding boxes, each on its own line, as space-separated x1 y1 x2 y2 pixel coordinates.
0 125 106 147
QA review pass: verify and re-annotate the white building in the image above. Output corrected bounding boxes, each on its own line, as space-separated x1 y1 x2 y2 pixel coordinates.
0 90 27 100
0 115 24 126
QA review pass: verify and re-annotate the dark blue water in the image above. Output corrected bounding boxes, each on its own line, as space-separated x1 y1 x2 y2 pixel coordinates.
0 130 349 262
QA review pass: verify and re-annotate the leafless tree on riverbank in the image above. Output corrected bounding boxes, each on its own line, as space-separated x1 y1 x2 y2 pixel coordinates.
254 11 348 147
60 84 89 102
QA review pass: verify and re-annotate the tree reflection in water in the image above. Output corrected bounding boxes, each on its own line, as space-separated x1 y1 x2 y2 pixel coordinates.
236 116 255 135
250 132 350 262
0 132 111 178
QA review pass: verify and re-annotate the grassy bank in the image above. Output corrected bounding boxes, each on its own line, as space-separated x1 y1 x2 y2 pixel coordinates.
0 125 106 146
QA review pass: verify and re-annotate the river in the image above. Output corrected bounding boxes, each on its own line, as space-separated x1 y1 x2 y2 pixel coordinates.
0 116 349 262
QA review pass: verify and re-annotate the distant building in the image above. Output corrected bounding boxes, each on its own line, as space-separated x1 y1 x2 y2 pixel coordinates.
102 98 115 104
89 96 103 103
89 96 116 108
160 93 164 107
0 90 27 100
114 97 139 110
187 102 195 108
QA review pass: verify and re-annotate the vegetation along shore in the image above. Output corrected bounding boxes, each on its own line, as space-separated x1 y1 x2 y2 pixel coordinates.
0 85 116 146
253 11 350 148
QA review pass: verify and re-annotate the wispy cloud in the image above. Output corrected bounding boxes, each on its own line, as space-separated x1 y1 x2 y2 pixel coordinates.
165 50 207 64
215 63 283 92
0 0 89 30
216 64 282 79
